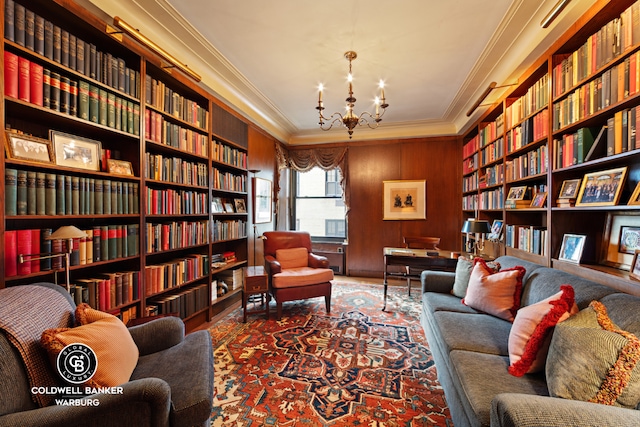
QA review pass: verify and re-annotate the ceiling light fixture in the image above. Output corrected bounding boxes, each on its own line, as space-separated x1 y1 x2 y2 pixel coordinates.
316 51 388 139
540 0 572 28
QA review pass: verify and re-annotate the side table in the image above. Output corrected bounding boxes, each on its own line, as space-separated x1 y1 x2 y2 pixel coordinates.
243 266 269 322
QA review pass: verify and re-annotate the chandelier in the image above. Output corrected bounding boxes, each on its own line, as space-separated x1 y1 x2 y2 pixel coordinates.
316 51 389 139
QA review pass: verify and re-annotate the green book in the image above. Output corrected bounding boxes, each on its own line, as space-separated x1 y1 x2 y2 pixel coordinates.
116 181 123 214
127 182 134 214
101 225 109 261
120 99 127 132
78 80 90 120
26 171 36 215
127 100 134 134
56 174 65 215
99 88 108 126
78 177 86 215
71 176 80 215
133 103 140 135
109 225 118 260
116 225 123 259
103 179 111 214
122 181 129 214
40 228 52 270
45 173 56 215
17 169 27 215
576 127 598 164
88 178 95 214
132 183 139 214
111 181 118 215
64 175 72 215
35 172 45 215
88 84 99 123
107 92 116 128
127 224 137 256
5 168 17 216
84 177 91 214
115 97 122 130
94 179 103 214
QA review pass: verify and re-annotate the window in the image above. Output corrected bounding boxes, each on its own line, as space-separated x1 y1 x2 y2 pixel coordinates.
293 167 346 238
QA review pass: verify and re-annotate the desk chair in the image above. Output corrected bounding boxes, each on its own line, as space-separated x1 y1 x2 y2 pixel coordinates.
403 236 440 296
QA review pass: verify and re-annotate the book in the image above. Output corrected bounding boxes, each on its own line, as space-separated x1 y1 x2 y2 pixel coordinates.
59 76 70 114
69 80 78 116
44 20 53 59
14 3 24 46
52 25 61 63
4 51 18 98
78 80 90 120
26 171 36 215
64 175 72 215
76 38 85 74
41 228 52 271
16 229 32 276
35 172 46 215
30 229 40 273
4 0 14 42
56 174 65 215
584 126 607 162
34 14 44 55
29 61 44 106
99 88 108 126
5 230 18 277
18 56 30 102
43 68 50 108
88 84 99 122
16 169 27 215
49 71 60 111
61 29 69 67
25 9 34 50
45 173 56 216
5 168 17 216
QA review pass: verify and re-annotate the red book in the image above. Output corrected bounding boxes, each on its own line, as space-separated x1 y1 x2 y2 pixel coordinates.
18 56 30 102
29 61 43 106
30 229 41 273
4 230 18 277
4 51 19 98
16 229 32 276
162 224 170 251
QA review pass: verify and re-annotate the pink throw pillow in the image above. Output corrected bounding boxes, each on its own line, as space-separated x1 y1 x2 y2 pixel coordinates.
508 285 578 376
462 258 525 322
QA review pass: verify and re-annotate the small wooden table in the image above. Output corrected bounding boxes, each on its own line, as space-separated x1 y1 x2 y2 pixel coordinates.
382 247 459 311
243 266 269 322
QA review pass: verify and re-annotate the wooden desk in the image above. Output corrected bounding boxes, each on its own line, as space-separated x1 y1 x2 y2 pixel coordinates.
382 247 459 310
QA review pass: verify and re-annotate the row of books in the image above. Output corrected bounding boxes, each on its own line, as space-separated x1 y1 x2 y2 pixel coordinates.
463 136 478 159
148 282 209 319
481 162 504 188
146 187 208 215
145 153 208 187
505 225 548 257
553 126 605 169
144 254 209 296
5 169 139 217
553 2 640 97
463 153 478 175
478 187 504 210
506 109 549 153
145 221 209 253
479 137 503 166
212 168 247 192
145 75 209 129
606 107 640 155
462 194 478 211
71 271 140 312
4 1 140 97
212 141 248 169
505 74 550 128
4 225 140 277
505 144 548 182
145 109 209 156
462 171 478 193
211 220 247 242
479 113 504 146
552 54 640 130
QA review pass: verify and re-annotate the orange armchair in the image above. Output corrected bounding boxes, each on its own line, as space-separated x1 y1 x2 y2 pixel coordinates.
263 231 334 319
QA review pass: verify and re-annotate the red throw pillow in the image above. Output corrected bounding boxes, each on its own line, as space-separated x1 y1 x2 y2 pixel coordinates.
508 285 578 376
462 258 525 322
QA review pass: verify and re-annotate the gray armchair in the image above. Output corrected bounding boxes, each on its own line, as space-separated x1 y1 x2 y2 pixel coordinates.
0 282 213 427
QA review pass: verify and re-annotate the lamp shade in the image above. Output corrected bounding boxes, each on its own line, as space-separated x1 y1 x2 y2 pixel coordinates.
461 219 491 234
47 225 88 240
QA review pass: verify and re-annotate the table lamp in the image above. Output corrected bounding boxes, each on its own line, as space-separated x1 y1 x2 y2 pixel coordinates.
461 219 491 256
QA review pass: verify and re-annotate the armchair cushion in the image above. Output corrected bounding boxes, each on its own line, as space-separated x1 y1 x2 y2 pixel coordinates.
272 267 334 289
276 247 309 269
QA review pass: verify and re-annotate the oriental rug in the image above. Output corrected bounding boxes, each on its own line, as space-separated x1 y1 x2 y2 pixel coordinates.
209 282 451 426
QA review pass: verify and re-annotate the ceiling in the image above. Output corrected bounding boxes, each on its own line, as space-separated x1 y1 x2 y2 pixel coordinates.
82 0 597 145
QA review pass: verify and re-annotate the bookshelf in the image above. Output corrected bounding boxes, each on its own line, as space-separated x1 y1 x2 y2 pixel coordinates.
462 0 640 293
1 0 251 330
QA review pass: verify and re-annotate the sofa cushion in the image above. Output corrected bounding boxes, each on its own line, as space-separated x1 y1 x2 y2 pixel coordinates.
433 311 512 356
508 285 578 376
462 259 525 322
598 293 640 335
272 267 334 288
423 292 480 315
275 247 309 269
41 304 139 388
452 257 500 298
546 301 640 408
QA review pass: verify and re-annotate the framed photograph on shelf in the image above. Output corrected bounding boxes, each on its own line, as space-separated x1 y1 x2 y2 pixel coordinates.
487 219 504 240
382 179 426 220
601 211 640 270
223 201 235 213
628 182 640 205
630 250 640 280
106 159 134 176
575 166 627 207
253 177 272 224
234 198 247 213
211 197 224 213
558 234 586 263
530 192 547 208
506 186 527 201
558 178 581 199
5 131 54 164
50 131 101 171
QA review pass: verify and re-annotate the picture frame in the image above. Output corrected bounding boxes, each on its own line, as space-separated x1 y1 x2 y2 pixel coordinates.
506 185 527 201
530 192 547 208
4 131 54 164
558 233 586 263
487 219 504 240
211 197 224 213
50 131 101 171
628 181 640 205
223 201 235 213
575 166 627 207
619 226 640 254
234 198 247 213
253 177 272 224
106 159 134 176
382 179 426 220
630 250 640 280
601 211 640 270
558 178 581 199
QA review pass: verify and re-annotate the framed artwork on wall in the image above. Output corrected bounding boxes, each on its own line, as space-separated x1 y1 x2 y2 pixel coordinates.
253 177 272 224
382 180 426 220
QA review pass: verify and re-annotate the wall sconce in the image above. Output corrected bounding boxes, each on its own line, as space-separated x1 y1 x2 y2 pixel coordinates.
461 219 491 256
19 225 88 292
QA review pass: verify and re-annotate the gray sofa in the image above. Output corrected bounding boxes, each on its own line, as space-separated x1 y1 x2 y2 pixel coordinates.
0 282 214 427
420 255 640 427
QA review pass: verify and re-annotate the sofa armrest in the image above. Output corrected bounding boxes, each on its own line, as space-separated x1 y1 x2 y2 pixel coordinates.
490 393 640 427
309 253 330 268
0 378 171 427
265 255 282 275
128 316 185 356
421 270 455 294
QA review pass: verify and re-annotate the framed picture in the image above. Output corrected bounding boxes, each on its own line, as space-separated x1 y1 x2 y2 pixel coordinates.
106 159 134 176
5 131 54 164
487 219 504 240
223 201 235 213
253 177 272 224
50 131 101 171
558 234 586 263
558 178 581 199
575 166 627 207
630 250 640 280
628 181 640 205
506 186 527 201
234 198 247 213
211 197 224 213
530 192 547 208
601 211 640 270
382 179 426 220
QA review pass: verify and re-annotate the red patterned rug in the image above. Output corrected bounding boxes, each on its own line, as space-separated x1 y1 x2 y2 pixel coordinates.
209 281 451 426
